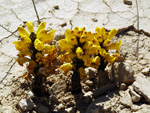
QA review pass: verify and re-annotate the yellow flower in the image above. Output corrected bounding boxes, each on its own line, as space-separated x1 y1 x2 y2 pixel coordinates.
83 41 93 50
100 48 107 57
59 63 73 74
82 54 93 67
21 36 31 44
76 47 84 59
85 45 100 55
26 21 34 33
16 57 30 66
35 52 43 58
12 41 29 51
42 45 55 54
106 40 122 51
18 26 29 38
78 67 87 80
103 39 110 47
59 52 76 63
92 56 101 66
105 54 116 64
58 39 74 52
79 36 86 43
34 39 44 51
108 28 117 40
28 60 37 71
36 21 46 35
17 50 32 57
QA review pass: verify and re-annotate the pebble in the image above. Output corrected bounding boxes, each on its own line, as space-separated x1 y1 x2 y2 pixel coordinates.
141 68 149 75
120 83 127 90
85 67 98 79
129 86 141 102
139 59 147 65
85 80 93 86
28 91 34 99
19 99 33 111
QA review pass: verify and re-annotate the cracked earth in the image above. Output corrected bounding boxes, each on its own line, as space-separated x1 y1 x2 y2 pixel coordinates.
0 0 150 113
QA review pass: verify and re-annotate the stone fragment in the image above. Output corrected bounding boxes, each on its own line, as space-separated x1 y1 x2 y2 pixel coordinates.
85 80 93 86
98 70 109 85
120 90 133 107
93 84 116 97
123 0 132 5
19 99 33 111
128 86 141 102
0 106 16 113
65 107 75 113
139 59 147 65
38 105 49 113
84 91 93 104
133 75 150 102
141 68 149 75
85 67 98 79
131 105 141 112
50 80 67 98
111 62 134 86
120 83 127 90
28 91 34 99
84 86 90 92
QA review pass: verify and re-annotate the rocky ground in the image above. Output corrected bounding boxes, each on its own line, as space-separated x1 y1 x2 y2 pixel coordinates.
0 0 150 113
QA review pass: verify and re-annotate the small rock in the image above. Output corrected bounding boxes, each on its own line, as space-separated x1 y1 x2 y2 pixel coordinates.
103 101 111 111
50 80 67 98
139 59 147 65
129 86 141 102
120 83 127 90
120 90 133 107
85 67 98 79
65 107 75 113
123 0 132 5
131 105 141 112
111 62 134 86
38 105 49 113
84 86 90 92
19 99 33 111
133 75 150 102
98 70 109 85
93 84 116 97
28 91 34 99
0 106 16 113
84 91 93 104
85 80 93 86
141 68 150 75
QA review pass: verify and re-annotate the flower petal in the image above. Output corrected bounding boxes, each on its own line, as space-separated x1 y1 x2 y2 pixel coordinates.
106 40 122 51
18 26 29 37
100 48 107 57
26 21 34 33
60 63 73 74
36 21 46 35
76 47 84 59
105 54 116 64
103 39 111 47
58 39 74 52
108 29 117 40
34 39 44 51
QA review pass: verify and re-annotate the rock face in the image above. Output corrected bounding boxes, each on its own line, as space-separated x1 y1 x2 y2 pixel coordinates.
111 62 134 86
133 75 150 102
0 106 16 113
85 67 98 79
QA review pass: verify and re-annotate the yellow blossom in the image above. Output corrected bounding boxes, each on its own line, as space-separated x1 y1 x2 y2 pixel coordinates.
82 54 93 67
58 39 74 52
36 21 46 35
76 47 84 59
105 54 116 64
16 57 30 66
85 45 100 55
103 39 110 47
108 28 117 40
92 56 101 66
26 21 34 33
18 26 29 38
106 40 122 51
12 41 29 51
60 63 73 74
34 39 44 51
83 41 93 50
100 48 107 57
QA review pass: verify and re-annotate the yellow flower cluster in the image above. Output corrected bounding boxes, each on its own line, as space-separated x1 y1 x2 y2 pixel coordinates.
59 27 122 79
12 21 57 80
